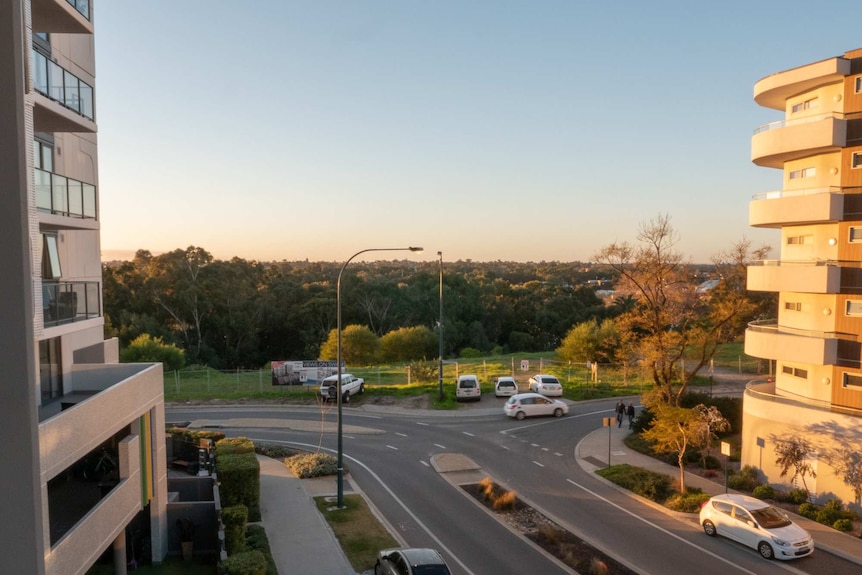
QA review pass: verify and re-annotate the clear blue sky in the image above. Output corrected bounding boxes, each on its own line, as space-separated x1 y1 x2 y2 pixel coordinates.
94 1 861 264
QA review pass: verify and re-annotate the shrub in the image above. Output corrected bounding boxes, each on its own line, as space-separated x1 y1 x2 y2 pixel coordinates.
726 465 760 492
752 485 775 500
254 443 296 459
596 464 672 503
216 437 256 457
285 452 338 478
630 407 654 434
834 518 854 532
218 453 261 520
665 492 710 513
623 433 654 455
222 505 248 556
479 477 494 500
798 502 818 520
788 488 809 504
245 525 277 575
492 490 517 511
815 499 849 527
459 347 482 358
221 550 266 575
700 455 721 470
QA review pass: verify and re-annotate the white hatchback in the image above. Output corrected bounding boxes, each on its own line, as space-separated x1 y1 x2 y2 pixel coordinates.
503 392 568 420
699 494 814 560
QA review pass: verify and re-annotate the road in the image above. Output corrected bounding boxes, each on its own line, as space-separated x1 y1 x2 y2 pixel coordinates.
167 400 854 575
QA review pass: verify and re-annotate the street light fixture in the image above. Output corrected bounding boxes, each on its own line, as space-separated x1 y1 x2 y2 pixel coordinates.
336 246 423 507
438 251 444 401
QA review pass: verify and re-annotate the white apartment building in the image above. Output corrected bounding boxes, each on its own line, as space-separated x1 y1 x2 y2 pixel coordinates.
745 47 862 506
0 1 168 573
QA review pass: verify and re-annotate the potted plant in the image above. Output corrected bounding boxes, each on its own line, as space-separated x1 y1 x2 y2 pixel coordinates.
177 518 195 561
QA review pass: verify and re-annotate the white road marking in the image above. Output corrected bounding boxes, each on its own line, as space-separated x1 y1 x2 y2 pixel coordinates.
434 443 447 449
500 445 510 450
530 443 540 447
564 478 760 575
554 452 563 457
541 448 549 452
500 407 612 434
462 431 475 437
386 445 398 451
533 461 545 468
395 432 408 437
420 460 430 467
343 435 355 439
416 422 429 426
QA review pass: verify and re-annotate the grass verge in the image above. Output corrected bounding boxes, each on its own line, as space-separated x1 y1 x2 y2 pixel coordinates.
314 494 399 572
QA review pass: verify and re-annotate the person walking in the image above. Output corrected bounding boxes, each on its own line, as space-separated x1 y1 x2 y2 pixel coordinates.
615 399 625 428
626 402 636 429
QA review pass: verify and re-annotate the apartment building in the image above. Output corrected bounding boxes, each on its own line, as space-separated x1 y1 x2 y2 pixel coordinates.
0 1 168 573
745 48 862 505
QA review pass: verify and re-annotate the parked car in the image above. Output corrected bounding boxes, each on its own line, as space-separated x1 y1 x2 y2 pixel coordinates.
494 376 518 397
699 494 814 560
503 392 568 420
455 374 481 402
319 373 365 403
528 374 563 397
375 547 451 575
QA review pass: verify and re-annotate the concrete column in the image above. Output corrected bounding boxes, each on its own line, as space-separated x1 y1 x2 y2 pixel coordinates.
0 1 45 574
112 532 127 575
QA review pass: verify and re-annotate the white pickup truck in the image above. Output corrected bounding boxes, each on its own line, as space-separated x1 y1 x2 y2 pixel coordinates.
319 373 365 403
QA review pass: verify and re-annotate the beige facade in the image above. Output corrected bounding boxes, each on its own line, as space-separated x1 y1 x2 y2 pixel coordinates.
745 48 862 507
0 1 167 573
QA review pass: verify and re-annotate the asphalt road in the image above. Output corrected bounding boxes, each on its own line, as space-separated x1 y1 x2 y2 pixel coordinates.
167 401 856 575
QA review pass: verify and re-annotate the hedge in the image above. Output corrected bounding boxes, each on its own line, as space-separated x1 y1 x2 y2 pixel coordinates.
221 550 266 575
222 504 248 556
216 436 256 457
218 452 260 518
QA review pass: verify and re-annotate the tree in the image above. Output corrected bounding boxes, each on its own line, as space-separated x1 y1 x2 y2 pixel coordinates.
120 334 185 371
556 318 618 364
593 215 763 406
319 324 379 366
641 393 699 493
379 326 436 363
772 434 817 498
692 404 730 468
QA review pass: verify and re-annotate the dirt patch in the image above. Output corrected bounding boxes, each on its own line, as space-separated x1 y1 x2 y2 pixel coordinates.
463 482 638 575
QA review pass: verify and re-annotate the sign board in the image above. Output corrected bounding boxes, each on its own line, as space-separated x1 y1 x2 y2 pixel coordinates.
271 360 340 386
720 441 731 456
520 360 529 371
602 417 615 427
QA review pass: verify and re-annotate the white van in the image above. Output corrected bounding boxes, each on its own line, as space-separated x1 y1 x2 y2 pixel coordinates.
456 374 481 401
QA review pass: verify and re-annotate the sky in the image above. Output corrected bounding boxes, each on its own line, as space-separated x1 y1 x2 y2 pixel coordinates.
94 1 862 264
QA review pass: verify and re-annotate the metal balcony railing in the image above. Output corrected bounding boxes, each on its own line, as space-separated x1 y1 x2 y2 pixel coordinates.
35 168 97 219
746 319 858 342
66 0 90 20
42 281 100 327
32 49 94 121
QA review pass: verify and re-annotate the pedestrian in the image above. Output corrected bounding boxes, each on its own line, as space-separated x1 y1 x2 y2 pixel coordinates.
615 399 624 428
626 402 636 429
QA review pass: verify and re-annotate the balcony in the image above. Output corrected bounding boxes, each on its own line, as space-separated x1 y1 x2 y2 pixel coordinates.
749 187 845 227
31 0 92 35
753 56 850 111
747 260 843 293
745 320 843 364
32 49 95 133
35 168 97 228
42 281 100 327
751 114 845 168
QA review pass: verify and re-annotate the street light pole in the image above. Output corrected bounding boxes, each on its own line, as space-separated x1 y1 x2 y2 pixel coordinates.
437 251 444 401
336 246 423 508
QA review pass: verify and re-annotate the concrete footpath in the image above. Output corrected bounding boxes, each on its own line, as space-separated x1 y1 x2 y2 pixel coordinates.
576 423 862 566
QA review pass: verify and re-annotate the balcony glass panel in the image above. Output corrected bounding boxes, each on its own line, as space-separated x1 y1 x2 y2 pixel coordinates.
67 180 82 216
51 173 68 214
32 48 94 121
82 183 96 218
43 281 101 327
35 169 52 212
70 0 90 20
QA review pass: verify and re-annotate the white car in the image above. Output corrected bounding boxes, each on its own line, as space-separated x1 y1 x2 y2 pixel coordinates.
375 548 451 575
319 373 364 403
528 374 563 397
504 392 568 420
455 374 481 401
494 376 518 397
699 494 814 560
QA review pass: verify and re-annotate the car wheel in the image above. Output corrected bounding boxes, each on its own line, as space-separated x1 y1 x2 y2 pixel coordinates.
515 411 526 420
359 383 365 394
758 541 774 559
343 392 350 404
702 520 716 537
553 408 563 417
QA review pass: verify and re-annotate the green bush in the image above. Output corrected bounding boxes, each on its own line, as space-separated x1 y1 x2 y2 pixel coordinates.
788 488 809 504
222 505 248 556
726 465 760 492
459 347 483 358
630 407 654 434
221 550 266 575
752 484 775 500
596 464 673 503
834 518 854 532
623 433 654 455
255 443 297 459
285 452 338 478
245 525 277 575
216 437 255 457
815 499 849 527
665 492 710 513
700 455 722 470
798 502 818 520
218 452 260 520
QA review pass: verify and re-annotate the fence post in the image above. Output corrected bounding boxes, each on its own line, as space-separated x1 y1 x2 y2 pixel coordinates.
207 367 210 393
259 368 263 393
236 367 239 390
175 370 179 394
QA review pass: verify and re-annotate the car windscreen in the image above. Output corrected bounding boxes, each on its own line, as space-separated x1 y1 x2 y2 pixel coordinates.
413 566 451 575
751 506 792 529
541 378 559 384
459 380 476 388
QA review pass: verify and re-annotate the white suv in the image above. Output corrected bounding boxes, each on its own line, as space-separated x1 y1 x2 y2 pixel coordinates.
319 373 365 403
455 375 481 401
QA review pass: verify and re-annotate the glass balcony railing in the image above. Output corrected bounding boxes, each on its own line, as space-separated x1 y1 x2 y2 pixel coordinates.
43 281 100 327
35 168 97 219
751 186 862 200
747 319 858 342
32 49 94 121
753 111 862 135
67 0 90 21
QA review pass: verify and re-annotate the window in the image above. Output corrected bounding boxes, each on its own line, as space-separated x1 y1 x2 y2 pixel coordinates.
791 98 819 113
850 227 862 243
856 77 862 94
784 301 802 311
786 235 811 245
843 373 862 389
846 301 862 316
853 152 862 169
789 167 816 179
42 233 61 279
782 365 808 379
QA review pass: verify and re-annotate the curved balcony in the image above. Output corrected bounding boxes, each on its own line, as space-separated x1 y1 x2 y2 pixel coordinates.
744 319 843 364
745 260 862 294
753 56 850 111
751 114 845 168
749 186 846 227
